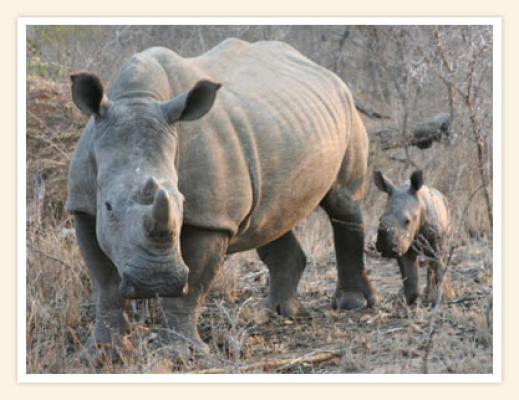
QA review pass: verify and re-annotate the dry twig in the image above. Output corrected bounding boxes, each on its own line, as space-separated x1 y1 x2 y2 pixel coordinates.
194 348 342 374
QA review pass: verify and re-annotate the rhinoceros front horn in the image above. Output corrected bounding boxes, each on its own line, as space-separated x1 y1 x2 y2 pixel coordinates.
151 188 173 233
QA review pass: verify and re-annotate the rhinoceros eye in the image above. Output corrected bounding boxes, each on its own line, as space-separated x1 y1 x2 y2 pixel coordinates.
105 202 112 211
404 217 411 226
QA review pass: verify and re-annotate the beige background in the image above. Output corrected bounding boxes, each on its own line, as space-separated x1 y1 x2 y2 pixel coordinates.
2 0 515 397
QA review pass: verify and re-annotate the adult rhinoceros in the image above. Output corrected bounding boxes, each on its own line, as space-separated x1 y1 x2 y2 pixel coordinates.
67 38 377 356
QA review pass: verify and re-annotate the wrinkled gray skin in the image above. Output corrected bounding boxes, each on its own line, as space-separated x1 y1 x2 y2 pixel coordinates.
373 170 452 305
67 38 376 358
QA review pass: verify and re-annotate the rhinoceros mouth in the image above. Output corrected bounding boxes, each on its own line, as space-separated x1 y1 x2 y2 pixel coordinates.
376 242 400 258
376 236 402 258
119 264 188 299
380 250 399 258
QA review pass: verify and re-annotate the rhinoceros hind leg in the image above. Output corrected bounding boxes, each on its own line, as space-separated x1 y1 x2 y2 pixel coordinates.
321 189 378 310
257 231 307 317
74 213 129 363
160 226 228 356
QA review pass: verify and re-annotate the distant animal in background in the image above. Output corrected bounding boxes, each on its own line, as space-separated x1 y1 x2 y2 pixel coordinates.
369 112 452 151
373 170 453 305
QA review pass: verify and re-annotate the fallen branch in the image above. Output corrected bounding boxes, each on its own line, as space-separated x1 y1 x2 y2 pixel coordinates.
194 349 343 374
355 100 391 120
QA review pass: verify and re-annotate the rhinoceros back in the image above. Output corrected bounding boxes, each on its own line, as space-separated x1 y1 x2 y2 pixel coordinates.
117 39 364 252
419 186 452 244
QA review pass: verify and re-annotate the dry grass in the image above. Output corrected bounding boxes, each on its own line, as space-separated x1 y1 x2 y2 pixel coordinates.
25 75 493 374
26 212 493 374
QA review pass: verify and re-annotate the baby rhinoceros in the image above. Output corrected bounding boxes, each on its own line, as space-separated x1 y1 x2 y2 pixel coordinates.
373 170 452 305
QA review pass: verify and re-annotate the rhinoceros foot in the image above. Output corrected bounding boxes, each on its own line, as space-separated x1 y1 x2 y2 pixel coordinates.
166 341 210 366
267 297 306 318
398 285 420 305
80 336 123 367
157 328 210 363
333 287 379 311
80 313 131 367
423 279 453 306
155 331 217 369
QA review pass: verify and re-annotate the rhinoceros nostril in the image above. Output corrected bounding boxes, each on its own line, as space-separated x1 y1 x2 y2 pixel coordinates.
378 228 390 241
375 240 383 252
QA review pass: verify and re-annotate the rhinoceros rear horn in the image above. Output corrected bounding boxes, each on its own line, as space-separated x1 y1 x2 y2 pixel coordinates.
151 188 173 233
162 80 222 124
70 72 110 117
142 176 160 202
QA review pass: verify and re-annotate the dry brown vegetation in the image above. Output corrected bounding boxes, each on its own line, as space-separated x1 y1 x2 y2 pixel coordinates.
25 25 494 374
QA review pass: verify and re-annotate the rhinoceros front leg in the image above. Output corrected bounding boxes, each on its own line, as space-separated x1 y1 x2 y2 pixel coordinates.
257 231 307 317
321 189 378 310
396 253 419 304
160 226 228 355
424 258 453 305
74 213 129 359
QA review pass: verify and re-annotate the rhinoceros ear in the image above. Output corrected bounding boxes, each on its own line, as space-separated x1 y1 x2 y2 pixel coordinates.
70 72 110 117
373 170 395 195
162 80 222 124
410 170 424 194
